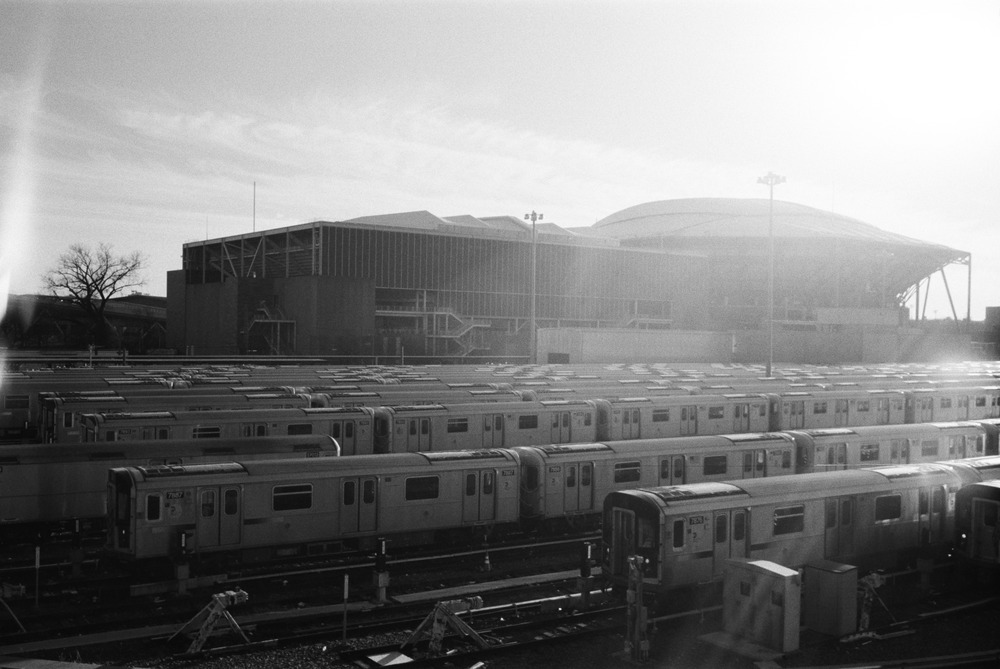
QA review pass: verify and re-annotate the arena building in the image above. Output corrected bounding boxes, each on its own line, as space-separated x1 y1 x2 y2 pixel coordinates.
166 198 973 364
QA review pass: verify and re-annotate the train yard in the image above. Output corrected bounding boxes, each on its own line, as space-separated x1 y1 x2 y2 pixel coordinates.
3 359 1000 667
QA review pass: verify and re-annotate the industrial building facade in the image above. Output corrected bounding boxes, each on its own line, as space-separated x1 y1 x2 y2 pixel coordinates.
167 199 973 363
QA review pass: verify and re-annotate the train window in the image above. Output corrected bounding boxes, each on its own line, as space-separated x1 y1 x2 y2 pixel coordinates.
782 450 792 469
976 396 987 408
660 459 671 480
921 440 939 457
525 465 539 491
704 456 727 476
672 519 685 549
652 409 670 423
519 415 539 429
363 480 375 504
105 431 116 441
841 499 852 525
420 419 429 436
274 484 312 511
940 398 952 409
734 512 745 541
63 411 74 429
708 406 724 419
622 411 630 425
201 491 216 517
613 462 641 483
343 481 355 506
875 494 902 521
932 488 944 513
466 473 476 496
984 504 998 527
857 400 870 412
757 404 766 417
146 494 161 522
3 395 29 409
582 464 592 487
949 437 962 458
959 397 969 409
409 421 417 436
566 466 577 488
287 423 312 435
405 476 439 501
584 413 592 426
919 490 928 515
346 422 355 438
825 501 836 528
860 443 880 462
565 413 572 428
483 472 494 495
715 515 727 543
773 506 804 535
224 490 238 515
813 402 828 414
447 418 469 433
743 453 752 474
193 426 221 439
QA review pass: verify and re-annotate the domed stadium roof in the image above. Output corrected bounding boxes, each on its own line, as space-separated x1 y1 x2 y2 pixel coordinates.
591 198 954 249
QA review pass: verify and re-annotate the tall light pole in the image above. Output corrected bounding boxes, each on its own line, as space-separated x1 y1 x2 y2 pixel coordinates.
524 210 543 364
757 172 785 377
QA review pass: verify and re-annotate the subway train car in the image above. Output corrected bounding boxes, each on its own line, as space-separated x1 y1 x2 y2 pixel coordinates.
42 392 311 443
371 400 599 453
106 449 521 562
601 458 1000 596
81 406 376 455
788 421 998 472
0 434 339 542
515 433 798 530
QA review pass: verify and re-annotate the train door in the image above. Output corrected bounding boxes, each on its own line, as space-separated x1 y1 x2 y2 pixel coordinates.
742 450 767 478
786 401 805 429
916 397 934 422
659 456 685 485
732 404 752 432
550 411 572 443
917 486 948 547
341 476 378 535
824 496 855 560
620 408 641 440
462 469 497 522
712 509 748 574
948 435 967 459
834 399 849 427
876 398 892 425
609 507 636 580
969 496 1000 564
561 462 595 514
482 414 504 448
826 443 847 470
679 406 697 436
195 486 242 549
404 417 431 452
331 421 357 455
889 438 908 464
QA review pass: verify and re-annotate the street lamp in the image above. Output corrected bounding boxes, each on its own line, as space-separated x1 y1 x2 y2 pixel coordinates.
757 172 785 378
525 210 543 364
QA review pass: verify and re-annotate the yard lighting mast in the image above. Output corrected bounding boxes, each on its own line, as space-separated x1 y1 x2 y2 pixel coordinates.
525 210 543 364
757 172 785 378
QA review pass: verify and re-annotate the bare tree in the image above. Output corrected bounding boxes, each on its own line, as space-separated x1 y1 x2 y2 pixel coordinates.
42 243 147 347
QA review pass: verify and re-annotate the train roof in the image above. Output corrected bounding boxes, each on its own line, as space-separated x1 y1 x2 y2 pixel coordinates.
609 465 962 510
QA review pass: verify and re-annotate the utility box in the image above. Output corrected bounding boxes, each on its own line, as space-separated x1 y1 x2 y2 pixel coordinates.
723 559 801 653
803 560 857 637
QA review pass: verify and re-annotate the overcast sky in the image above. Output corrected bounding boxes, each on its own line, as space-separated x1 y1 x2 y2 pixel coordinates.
2 0 998 320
